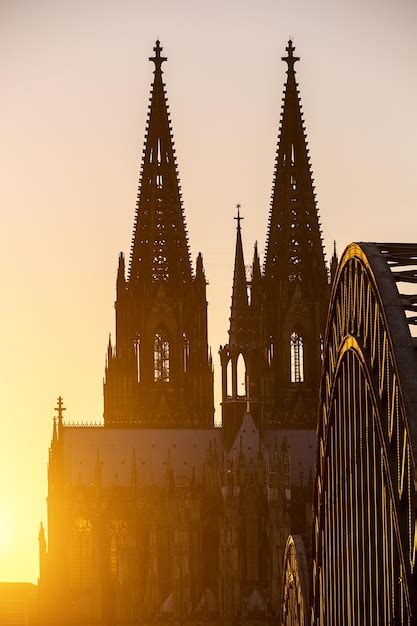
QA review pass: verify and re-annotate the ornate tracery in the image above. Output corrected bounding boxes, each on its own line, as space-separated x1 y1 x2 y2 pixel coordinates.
154 333 170 382
108 520 129 584
69 518 93 591
290 332 304 383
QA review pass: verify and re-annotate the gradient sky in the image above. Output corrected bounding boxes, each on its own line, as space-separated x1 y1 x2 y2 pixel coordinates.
1 0 416 582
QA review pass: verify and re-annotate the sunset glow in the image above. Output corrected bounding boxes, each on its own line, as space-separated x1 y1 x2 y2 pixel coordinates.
0 514 10 549
1 0 416 591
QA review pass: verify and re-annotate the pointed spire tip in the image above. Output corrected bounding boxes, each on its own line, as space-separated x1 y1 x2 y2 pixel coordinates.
149 39 167 70
282 39 300 71
234 204 244 230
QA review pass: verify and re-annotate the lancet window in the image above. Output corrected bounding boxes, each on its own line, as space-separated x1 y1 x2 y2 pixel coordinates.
135 337 141 383
290 332 304 383
69 518 93 590
108 520 128 584
183 333 190 372
154 333 170 382
236 353 246 397
319 334 324 361
267 337 274 366
226 359 232 397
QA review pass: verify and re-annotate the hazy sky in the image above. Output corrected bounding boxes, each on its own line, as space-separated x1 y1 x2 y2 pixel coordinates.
1 0 416 582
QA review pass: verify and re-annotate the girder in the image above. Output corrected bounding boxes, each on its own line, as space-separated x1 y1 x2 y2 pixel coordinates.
281 535 309 626
312 242 417 625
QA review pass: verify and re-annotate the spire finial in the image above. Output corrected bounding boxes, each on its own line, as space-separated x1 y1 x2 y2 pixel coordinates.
54 396 66 423
149 40 167 72
282 39 300 73
234 204 244 230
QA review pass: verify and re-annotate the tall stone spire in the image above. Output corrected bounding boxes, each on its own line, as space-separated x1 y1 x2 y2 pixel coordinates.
264 40 327 292
220 41 330 431
104 42 214 428
129 40 192 284
229 205 248 345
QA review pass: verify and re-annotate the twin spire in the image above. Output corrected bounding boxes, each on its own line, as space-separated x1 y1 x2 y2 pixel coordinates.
130 37 327 332
264 39 327 288
129 40 192 284
228 40 327 337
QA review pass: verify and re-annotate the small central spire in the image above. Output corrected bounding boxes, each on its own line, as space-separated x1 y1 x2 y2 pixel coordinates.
149 39 167 72
229 205 248 344
282 39 300 73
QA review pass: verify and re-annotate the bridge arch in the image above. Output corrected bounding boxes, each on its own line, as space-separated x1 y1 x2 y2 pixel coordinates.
281 535 309 626
312 243 417 625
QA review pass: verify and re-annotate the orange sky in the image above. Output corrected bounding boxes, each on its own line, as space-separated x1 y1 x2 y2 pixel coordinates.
0 0 416 582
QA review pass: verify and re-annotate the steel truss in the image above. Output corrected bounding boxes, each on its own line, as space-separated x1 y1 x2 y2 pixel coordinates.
312 243 417 625
281 535 310 626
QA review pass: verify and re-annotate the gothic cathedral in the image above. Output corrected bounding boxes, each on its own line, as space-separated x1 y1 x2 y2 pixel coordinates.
38 40 332 625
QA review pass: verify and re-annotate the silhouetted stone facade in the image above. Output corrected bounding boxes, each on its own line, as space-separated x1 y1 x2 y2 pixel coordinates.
220 41 330 446
38 40 320 626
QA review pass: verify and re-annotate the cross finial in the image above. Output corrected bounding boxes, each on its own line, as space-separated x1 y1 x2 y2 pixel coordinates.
234 204 244 230
54 396 66 422
149 40 167 72
282 39 300 72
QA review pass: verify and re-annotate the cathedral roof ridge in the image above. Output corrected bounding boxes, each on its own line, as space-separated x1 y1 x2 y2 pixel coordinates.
228 411 265 467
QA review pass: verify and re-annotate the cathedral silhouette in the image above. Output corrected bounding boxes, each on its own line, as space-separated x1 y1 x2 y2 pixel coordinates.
38 40 334 625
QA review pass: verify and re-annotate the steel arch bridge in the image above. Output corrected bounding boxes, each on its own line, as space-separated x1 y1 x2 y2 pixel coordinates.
312 243 417 626
281 535 310 626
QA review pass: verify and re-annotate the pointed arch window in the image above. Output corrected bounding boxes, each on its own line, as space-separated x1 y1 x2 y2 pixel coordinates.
69 518 93 591
226 358 232 397
154 333 170 382
267 336 274 366
108 520 128 584
135 336 141 383
290 332 304 383
236 353 246 397
183 333 190 372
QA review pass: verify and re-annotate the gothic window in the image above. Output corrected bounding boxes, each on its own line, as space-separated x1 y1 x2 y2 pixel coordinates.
154 333 170 382
236 354 246 397
183 333 190 372
108 520 128 584
320 334 324 361
290 332 304 383
69 518 93 591
267 337 274 366
226 359 232 397
135 337 141 383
